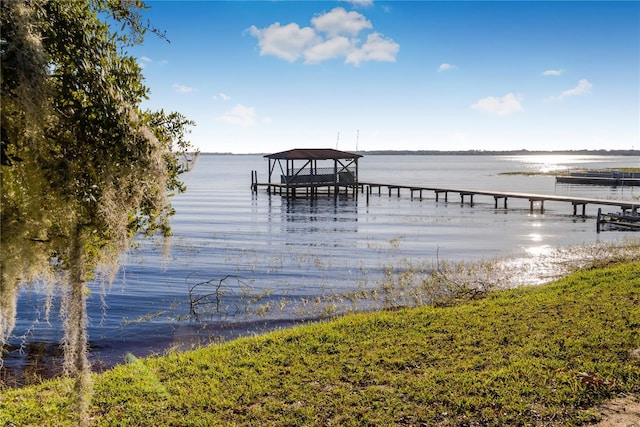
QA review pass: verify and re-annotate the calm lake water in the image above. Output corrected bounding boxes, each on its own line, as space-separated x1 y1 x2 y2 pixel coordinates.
5 154 640 379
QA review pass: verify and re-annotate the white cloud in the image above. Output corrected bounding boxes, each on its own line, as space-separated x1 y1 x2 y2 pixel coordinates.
173 84 193 94
345 32 399 66
438 63 457 72
304 36 354 63
247 7 398 66
542 69 562 76
139 56 152 68
340 0 374 7
213 92 231 101
311 7 372 37
549 79 592 101
247 22 320 62
216 104 257 126
471 93 524 116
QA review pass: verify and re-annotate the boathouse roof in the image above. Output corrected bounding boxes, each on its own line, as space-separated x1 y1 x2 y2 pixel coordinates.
264 148 363 161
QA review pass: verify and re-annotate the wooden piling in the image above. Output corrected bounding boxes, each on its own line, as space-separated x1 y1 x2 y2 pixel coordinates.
494 196 508 209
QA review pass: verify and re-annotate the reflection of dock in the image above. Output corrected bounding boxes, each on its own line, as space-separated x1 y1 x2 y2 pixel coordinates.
358 182 638 216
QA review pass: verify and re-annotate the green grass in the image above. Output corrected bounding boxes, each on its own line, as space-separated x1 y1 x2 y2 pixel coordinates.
2 261 639 426
611 167 640 173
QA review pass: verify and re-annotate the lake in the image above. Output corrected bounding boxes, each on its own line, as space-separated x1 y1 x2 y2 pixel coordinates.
5 153 639 381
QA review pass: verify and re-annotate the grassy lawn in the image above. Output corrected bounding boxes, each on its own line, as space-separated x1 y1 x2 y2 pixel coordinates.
1 261 639 426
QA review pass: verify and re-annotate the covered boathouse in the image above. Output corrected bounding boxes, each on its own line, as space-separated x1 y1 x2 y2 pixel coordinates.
252 148 363 197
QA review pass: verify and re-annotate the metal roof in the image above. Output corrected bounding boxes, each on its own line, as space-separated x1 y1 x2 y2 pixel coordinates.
264 148 363 160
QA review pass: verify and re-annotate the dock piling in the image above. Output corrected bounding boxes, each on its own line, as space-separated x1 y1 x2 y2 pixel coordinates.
572 202 587 217
529 199 545 214
250 170 257 192
494 196 508 209
460 192 474 206
435 190 448 202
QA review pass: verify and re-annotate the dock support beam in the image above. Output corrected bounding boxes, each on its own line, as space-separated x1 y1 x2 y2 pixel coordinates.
529 199 544 214
251 170 262 193
410 188 423 200
494 196 507 209
572 202 587 217
435 190 448 202
460 192 474 206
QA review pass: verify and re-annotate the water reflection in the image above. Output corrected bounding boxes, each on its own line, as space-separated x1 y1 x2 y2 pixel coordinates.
280 196 358 237
525 244 554 257
503 154 618 173
528 233 543 242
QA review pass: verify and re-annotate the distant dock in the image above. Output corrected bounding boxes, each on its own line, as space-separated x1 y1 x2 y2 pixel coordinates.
555 170 640 186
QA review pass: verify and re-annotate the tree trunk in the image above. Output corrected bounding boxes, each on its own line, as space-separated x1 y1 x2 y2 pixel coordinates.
65 225 92 426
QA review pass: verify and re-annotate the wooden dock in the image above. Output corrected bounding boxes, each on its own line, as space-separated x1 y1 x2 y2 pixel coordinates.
358 182 638 216
253 178 638 217
251 163 638 217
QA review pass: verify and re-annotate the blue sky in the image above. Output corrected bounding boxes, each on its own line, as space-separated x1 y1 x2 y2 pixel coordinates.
130 1 640 154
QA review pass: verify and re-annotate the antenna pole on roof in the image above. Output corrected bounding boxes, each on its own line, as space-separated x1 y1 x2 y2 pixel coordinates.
356 129 359 152
336 131 340 149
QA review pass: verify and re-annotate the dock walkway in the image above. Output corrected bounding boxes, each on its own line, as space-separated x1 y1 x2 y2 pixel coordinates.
252 175 638 217
358 182 638 216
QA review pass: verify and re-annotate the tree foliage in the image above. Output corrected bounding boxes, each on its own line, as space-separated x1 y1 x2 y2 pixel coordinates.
0 0 194 419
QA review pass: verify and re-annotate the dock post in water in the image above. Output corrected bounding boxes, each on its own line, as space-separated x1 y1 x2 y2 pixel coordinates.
460 192 474 206
250 170 257 192
573 202 587 217
435 190 448 202
494 196 507 209
529 199 544 214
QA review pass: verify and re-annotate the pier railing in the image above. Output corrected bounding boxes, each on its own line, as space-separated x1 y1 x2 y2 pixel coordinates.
281 167 356 185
